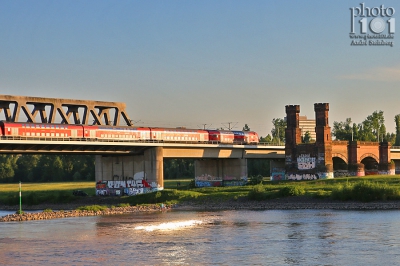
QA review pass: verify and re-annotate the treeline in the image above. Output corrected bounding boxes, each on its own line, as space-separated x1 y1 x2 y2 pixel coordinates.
332 111 397 143
0 155 271 183
164 158 270 179
0 154 95 183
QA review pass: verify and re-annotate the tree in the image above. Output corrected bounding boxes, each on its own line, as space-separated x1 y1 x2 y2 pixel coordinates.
332 118 354 141
271 118 286 144
302 131 312 143
242 124 250 131
0 155 18 182
360 110 385 141
333 111 387 142
260 134 272 143
14 154 40 182
394 114 400 146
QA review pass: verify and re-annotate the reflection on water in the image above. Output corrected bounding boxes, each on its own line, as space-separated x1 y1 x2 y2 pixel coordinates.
1 210 400 265
134 219 203 231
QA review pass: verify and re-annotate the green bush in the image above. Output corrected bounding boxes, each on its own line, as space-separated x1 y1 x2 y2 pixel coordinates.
117 203 130 207
248 175 264 185
248 184 267 201
76 205 108 212
187 179 196 188
278 185 306 197
331 181 400 202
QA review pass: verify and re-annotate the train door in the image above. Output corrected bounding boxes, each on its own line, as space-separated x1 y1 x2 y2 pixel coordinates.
11 127 18 136
71 129 78 138
90 129 97 139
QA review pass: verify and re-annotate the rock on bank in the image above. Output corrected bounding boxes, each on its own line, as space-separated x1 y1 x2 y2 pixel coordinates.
0 204 169 222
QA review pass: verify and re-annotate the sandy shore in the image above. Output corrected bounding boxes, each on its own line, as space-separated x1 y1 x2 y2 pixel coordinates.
2 196 400 222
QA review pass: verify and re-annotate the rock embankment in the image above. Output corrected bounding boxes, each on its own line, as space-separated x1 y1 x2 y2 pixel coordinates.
0 204 169 222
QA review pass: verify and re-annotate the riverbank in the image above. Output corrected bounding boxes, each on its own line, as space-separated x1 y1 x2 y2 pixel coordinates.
2 196 400 222
0 204 169 222
174 196 400 211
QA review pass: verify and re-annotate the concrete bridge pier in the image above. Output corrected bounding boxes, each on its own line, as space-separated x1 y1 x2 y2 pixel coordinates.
194 158 248 186
144 147 164 189
94 147 164 195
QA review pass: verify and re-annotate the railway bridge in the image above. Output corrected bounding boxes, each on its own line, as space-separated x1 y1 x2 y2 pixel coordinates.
0 94 283 195
1 95 399 194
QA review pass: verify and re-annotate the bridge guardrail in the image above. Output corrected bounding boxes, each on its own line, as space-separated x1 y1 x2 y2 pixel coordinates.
0 136 285 146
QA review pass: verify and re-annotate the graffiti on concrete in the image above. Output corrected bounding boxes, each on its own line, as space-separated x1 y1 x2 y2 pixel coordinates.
224 180 247 186
287 172 334 180
378 169 396 175
196 174 221 181
287 173 318 180
96 177 160 196
195 174 247 187
195 180 222 187
270 172 285 181
297 154 316 170
334 170 350 177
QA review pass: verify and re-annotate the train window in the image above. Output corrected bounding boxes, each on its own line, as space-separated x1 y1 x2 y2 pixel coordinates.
41 125 44 128
56 126 59 129
51 125 54 129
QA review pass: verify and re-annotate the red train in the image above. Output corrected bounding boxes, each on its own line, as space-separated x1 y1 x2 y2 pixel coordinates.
0 121 259 145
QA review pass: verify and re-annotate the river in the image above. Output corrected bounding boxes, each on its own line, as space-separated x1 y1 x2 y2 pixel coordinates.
1 209 399 265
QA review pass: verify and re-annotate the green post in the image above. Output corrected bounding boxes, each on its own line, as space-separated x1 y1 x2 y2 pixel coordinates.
19 181 22 214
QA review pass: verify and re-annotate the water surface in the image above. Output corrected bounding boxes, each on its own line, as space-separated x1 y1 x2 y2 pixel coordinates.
1 209 399 265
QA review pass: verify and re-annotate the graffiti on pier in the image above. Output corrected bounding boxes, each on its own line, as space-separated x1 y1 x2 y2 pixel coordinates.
195 174 247 187
297 154 316 170
271 167 286 181
287 173 319 180
287 172 333 180
96 176 161 196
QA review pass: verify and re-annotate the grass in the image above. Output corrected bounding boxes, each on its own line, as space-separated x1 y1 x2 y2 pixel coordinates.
76 205 108 212
0 182 94 206
2 176 400 207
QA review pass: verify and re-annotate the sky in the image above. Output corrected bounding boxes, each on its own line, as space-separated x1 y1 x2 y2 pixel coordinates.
0 0 399 137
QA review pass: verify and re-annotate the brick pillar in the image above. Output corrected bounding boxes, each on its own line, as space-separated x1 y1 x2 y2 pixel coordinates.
285 105 301 171
348 141 364 176
314 103 333 178
379 141 395 175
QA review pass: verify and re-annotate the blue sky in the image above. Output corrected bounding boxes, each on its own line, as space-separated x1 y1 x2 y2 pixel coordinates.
0 0 399 136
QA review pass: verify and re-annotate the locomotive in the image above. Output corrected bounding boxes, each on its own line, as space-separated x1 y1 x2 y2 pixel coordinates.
0 121 259 145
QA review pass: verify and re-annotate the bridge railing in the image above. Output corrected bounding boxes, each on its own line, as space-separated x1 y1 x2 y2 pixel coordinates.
0 136 285 146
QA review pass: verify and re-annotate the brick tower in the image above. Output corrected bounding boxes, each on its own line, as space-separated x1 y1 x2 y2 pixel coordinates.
314 103 333 176
285 105 301 171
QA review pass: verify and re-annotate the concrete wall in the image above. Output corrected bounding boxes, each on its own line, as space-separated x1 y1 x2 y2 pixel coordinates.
95 147 164 195
194 158 247 187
